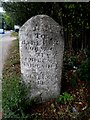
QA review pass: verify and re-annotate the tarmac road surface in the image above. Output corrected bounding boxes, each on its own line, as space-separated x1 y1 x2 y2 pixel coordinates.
0 31 17 78
0 31 17 118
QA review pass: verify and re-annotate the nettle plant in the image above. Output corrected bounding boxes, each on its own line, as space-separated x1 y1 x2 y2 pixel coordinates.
57 92 74 104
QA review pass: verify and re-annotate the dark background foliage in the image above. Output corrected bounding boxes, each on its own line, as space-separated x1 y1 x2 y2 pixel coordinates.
2 2 90 51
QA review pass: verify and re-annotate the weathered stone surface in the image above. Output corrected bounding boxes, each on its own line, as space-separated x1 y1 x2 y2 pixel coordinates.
19 15 64 102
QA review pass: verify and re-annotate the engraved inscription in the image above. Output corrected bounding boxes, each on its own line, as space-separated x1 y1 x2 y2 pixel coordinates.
19 15 64 102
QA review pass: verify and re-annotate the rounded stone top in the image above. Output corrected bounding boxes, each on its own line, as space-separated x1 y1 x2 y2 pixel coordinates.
19 15 60 32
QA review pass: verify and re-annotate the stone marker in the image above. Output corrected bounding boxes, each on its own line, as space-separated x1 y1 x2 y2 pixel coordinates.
19 15 64 102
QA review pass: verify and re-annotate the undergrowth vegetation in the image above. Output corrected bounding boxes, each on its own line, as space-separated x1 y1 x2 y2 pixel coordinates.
2 39 90 119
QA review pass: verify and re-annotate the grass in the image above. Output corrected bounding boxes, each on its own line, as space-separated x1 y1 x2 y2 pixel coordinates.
2 39 20 80
2 40 32 119
2 39 24 119
2 39 90 119
11 31 19 37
